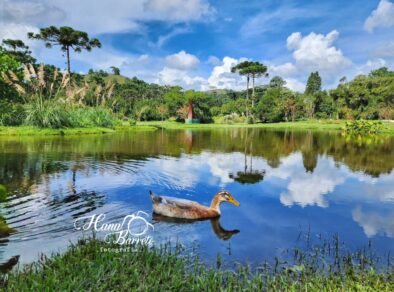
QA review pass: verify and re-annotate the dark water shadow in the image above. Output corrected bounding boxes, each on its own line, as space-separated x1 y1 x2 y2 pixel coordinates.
152 213 240 241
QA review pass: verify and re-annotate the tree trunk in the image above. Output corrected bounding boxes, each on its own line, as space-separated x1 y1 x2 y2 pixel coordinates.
252 74 255 109
246 75 250 118
66 46 71 74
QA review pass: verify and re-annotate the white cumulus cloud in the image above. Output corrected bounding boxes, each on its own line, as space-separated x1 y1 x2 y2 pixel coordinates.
165 50 200 70
286 30 351 76
364 0 394 32
203 56 247 90
158 67 206 88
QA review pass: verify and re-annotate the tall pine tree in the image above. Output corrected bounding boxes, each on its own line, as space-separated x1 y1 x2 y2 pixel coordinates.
305 71 322 95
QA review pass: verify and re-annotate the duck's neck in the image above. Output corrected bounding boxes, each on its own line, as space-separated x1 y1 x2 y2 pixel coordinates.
210 195 221 214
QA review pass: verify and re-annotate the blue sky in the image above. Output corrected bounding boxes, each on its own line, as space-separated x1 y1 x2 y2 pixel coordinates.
1 0 394 91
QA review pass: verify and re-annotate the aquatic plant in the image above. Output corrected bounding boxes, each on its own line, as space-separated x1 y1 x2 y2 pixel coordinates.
343 120 384 135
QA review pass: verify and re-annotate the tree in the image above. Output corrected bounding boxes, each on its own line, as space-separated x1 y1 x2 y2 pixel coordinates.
368 67 394 78
231 61 254 117
110 66 120 75
269 76 286 88
28 26 101 74
157 104 168 121
1 39 35 64
247 61 268 109
0 49 22 102
305 71 322 95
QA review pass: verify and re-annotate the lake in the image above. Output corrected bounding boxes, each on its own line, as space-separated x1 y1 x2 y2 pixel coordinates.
1 128 394 269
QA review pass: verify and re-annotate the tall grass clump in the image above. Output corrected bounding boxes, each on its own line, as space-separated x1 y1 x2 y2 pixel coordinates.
68 106 119 128
2 63 120 129
25 100 70 128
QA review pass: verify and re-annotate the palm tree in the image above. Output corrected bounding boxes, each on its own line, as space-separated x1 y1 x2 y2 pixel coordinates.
28 26 101 74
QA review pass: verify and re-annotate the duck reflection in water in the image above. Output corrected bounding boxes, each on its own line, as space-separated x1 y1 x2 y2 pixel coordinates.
152 213 240 241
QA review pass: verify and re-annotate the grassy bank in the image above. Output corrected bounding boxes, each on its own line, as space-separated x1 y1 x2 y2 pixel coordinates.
0 125 157 136
2 238 393 291
1 120 394 136
139 120 394 134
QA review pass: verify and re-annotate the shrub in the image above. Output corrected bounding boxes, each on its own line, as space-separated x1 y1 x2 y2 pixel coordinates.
0 101 26 126
129 118 136 126
343 120 384 135
90 107 119 127
68 107 119 128
213 113 246 124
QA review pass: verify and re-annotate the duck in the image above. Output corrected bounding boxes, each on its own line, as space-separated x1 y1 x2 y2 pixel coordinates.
149 190 240 220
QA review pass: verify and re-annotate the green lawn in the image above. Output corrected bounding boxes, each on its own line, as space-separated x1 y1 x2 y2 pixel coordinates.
2 238 393 291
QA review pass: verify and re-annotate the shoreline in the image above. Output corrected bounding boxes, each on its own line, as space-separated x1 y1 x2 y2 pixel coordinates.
1 120 394 136
2 238 393 290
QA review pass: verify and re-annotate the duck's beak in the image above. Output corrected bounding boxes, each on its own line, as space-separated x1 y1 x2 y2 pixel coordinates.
229 197 240 206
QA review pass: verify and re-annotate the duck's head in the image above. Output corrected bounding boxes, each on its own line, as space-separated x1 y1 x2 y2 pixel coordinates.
216 191 240 206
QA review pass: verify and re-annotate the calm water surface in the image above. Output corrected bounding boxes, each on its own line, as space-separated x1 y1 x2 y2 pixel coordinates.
1 128 394 269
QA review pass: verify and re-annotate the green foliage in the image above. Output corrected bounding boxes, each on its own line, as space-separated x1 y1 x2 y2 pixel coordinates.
305 71 322 95
110 66 120 75
25 100 70 128
369 67 394 78
213 113 246 124
343 120 384 135
2 238 394 291
24 99 118 129
330 69 394 120
68 107 119 128
28 26 101 73
256 88 289 122
0 100 26 126
0 48 21 73
0 184 7 202
129 118 136 126
1 39 36 63
0 49 22 102
269 76 286 88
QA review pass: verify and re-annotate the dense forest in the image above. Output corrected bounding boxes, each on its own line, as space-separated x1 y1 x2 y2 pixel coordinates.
0 26 393 128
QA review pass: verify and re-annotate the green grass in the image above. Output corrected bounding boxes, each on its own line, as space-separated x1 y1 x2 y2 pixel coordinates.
1 120 394 136
0 125 157 136
138 120 394 134
2 238 393 291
